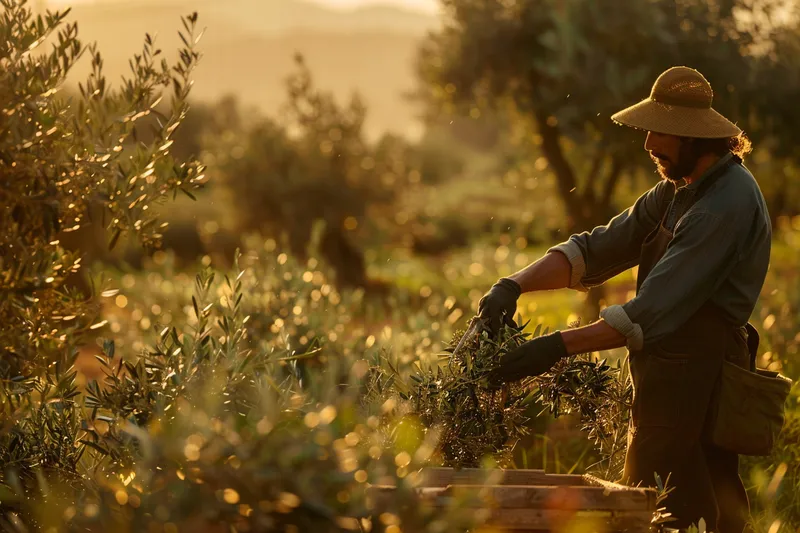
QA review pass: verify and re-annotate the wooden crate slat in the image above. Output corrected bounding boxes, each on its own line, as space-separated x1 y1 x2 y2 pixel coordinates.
422 484 657 511
419 467 587 487
482 508 653 531
367 468 657 532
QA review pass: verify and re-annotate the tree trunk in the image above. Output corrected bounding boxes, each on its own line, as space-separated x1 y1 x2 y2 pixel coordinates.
768 173 788 230
533 109 583 232
533 110 627 322
319 226 368 289
580 198 623 322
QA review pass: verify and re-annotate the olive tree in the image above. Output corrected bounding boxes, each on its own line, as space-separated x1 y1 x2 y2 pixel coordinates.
0 0 204 493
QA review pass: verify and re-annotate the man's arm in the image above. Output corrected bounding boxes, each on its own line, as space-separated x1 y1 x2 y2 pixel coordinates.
545 181 672 292
560 320 628 354
504 254 628 353
492 194 761 386
480 182 670 337
507 250 573 293
493 183 672 359
497 180 669 299
488 319 628 385
555 208 735 356
601 209 745 350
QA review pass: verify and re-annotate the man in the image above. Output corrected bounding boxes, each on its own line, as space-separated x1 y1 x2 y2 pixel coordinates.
480 66 771 532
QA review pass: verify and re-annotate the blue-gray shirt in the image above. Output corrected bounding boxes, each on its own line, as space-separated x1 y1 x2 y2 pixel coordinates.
548 153 772 350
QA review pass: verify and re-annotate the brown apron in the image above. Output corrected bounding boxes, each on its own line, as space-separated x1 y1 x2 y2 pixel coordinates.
623 157 751 532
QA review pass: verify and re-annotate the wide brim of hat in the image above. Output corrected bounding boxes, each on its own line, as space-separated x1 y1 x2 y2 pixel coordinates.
611 98 742 138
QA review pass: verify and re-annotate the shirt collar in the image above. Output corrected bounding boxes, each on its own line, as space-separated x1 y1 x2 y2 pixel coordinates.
683 152 734 191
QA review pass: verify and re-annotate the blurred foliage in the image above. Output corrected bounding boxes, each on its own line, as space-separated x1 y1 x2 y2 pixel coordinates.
97 230 465 370
2 249 485 532
60 74 477 293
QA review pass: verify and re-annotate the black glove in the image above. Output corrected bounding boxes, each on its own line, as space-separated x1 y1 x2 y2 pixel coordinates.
478 278 522 337
488 331 568 387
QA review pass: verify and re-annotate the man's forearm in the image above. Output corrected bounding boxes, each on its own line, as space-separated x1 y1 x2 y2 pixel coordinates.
508 251 573 293
560 319 628 355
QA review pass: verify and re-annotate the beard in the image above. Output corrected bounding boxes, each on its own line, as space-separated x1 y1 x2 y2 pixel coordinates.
651 140 701 183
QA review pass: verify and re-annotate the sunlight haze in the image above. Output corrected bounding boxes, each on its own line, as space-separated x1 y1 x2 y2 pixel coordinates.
41 0 440 140
45 0 440 14
310 0 438 13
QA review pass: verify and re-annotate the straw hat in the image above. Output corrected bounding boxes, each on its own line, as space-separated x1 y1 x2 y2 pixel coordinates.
611 66 742 138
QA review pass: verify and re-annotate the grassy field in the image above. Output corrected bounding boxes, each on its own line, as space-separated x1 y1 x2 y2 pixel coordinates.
68 208 800 529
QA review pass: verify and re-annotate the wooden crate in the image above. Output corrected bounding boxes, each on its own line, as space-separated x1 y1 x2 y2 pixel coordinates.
369 468 658 532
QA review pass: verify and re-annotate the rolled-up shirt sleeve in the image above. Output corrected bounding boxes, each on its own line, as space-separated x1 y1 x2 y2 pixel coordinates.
547 180 671 292
600 210 741 350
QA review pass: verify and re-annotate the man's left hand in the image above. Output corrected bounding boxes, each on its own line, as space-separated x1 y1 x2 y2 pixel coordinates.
488 331 569 387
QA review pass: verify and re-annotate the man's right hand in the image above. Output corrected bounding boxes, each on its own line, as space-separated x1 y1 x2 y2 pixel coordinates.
477 278 522 337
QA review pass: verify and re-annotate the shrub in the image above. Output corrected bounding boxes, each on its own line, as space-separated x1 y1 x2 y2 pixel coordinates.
370 320 534 469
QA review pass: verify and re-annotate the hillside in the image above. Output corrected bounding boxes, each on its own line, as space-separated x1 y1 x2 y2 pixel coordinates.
54 0 438 138
59 0 438 36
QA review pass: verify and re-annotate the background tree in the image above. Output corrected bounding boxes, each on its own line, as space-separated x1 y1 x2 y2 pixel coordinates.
213 55 424 290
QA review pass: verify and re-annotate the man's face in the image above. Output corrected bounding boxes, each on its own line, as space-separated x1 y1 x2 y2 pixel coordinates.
644 131 698 182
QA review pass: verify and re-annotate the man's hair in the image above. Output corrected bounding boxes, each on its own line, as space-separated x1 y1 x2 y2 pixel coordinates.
685 133 753 161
